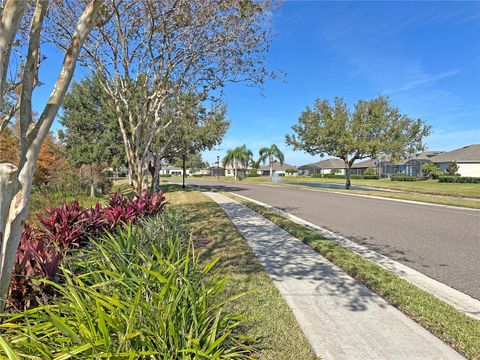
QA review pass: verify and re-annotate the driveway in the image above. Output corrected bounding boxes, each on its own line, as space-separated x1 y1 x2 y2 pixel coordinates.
170 178 480 300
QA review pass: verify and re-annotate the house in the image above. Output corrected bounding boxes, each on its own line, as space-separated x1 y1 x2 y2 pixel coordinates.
432 144 480 177
298 158 345 175
160 166 184 176
351 159 377 175
257 161 297 176
404 151 444 177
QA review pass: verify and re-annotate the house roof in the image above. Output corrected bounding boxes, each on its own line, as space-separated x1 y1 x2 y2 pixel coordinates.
258 161 296 171
409 151 444 161
431 144 480 163
299 158 345 170
352 159 376 168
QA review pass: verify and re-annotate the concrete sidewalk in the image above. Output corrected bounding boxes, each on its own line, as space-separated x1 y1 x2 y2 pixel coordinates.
205 192 464 360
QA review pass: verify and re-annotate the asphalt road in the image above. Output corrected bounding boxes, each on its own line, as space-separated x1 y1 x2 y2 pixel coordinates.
170 178 480 300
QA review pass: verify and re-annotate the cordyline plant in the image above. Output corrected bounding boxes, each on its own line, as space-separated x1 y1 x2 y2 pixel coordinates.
0 0 105 313
7 190 166 311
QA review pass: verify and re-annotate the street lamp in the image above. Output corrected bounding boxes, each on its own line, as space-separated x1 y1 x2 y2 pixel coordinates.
216 155 220 180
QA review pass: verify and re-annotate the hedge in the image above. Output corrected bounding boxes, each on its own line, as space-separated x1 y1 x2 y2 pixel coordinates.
391 175 417 181
438 176 480 183
311 174 380 179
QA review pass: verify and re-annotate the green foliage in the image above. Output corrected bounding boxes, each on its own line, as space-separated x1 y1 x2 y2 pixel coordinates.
60 75 124 168
285 168 296 175
286 96 431 189
329 168 339 175
311 174 379 179
0 212 251 358
223 145 253 170
446 161 460 176
258 144 285 167
248 168 260 177
391 175 418 181
363 167 377 176
438 176 480 183
421 162 442 179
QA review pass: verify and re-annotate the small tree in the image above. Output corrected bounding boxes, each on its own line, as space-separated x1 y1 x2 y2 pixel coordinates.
330 168 339 175
286 96 431 189
446 161 460 176
363 167 377 176
285 168 296 176
258 144 284 180
421 162 442 179
223 145 253 182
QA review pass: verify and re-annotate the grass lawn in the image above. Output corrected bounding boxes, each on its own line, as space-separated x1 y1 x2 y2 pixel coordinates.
192 176 480 209
225 193 480 359
164 186 317 360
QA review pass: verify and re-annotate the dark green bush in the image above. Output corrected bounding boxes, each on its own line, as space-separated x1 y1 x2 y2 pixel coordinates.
438 176 480 183
192 174 204 177
159 174 172 177
311 174 379 179
391 175 417 181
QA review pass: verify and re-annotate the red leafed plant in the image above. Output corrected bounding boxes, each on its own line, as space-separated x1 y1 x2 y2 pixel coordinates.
8 190 167 311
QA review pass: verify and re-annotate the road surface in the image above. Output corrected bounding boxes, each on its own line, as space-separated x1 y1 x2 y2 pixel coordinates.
170 178 480 300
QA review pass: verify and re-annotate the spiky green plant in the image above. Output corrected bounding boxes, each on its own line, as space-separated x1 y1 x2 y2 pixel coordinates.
0 211 252 359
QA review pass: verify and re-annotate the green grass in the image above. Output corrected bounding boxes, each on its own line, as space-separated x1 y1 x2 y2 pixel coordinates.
225 193 480 359
191 176 480 209
165 187 317 360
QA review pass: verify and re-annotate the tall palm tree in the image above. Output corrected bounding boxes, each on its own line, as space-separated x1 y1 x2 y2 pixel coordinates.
223 145 253 182
258 144 284 180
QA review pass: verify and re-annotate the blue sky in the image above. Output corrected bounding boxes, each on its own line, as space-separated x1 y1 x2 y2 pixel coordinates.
40 1 480 166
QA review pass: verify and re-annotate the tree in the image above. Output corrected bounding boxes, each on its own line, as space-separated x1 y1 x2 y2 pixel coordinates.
223 145 253 182
421 162 442 179
285 168 296 176
446 161 459 176
148 98 229 191
59 75 124 196
52 0 274 193
0 0 104 311
286 96 431 189
34 134 68 186
363 167 377 176
258 144 284 180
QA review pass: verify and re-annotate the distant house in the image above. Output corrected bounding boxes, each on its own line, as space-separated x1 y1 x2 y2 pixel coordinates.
298 158 345 175
404 151 444 177
160 166 184 176
432 144 480 177
257 161 297 176
351 159 377 175
207 164 225 177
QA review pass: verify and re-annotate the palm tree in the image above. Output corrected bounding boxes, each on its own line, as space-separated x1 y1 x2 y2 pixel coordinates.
223 145 253 182
258 144 284 180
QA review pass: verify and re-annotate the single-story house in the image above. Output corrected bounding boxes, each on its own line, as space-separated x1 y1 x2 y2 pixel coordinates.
160 166 184 176
207 164 225 177
432 144 480 177
257 161 297 176
351 159 377 175
403 151 444 177
298 158 346 175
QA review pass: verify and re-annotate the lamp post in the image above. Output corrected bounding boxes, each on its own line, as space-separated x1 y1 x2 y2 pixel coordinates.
216 155 220 180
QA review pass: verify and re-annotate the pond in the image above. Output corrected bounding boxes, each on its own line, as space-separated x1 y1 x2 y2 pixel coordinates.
288 182 384 192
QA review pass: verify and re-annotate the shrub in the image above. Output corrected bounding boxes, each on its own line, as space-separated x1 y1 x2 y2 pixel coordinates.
7 190 167 311
363 167 377 176
446 162 460 176
391 175 417 181
330 168 339 175
192 174 204 177
248 168 260 177
421 162 442 179
438 176 480 183
312 174 345 179
0 213 252 358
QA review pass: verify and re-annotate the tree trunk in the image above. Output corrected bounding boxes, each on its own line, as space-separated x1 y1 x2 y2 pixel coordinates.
269 156 273 180
182 155 186 189
0 0 103 312
90 182 95 198
345 162 351 190
151 152 162 192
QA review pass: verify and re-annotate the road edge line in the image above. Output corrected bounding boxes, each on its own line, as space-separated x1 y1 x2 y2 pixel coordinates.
229 191 480 321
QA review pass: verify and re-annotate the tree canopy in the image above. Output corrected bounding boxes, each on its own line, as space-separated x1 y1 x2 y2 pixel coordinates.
286 96 431 188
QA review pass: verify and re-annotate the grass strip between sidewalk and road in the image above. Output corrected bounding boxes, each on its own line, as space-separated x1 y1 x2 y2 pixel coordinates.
165 187 318 360
224 192 480 360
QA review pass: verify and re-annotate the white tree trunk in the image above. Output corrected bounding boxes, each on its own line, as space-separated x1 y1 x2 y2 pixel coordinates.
0 0 103 312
